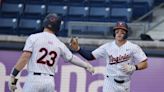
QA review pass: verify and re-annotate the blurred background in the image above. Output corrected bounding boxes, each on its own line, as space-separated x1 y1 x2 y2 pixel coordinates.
0 0 164 92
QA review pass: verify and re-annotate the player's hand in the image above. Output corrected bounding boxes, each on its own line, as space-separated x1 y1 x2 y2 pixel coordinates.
85 62 95 74
8 76 18 92
120 64 136 74
70 37 80 51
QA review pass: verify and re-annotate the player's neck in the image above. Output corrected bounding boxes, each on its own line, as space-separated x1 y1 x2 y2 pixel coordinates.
43 28 54 34
115 40 127 47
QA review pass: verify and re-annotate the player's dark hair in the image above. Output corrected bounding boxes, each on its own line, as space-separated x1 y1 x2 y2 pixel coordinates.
43 13 62 33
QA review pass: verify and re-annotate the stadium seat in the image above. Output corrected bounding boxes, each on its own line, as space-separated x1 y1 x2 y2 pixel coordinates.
110 7 132 22
133 0 154 8
68 5 89 21
26 0 47 4
110 0 131 7
1 3 24 17
110 0 131 3
88 0 106 3
4 0 25 3
84 0 111 7
47 5 68 18
88 7 110 22
18 18 41 35
67 0 87 4
48 0 67 4
0 17 18 35
132 2 150 20
23 4 46 19
132 0 153 20
154 0 164 6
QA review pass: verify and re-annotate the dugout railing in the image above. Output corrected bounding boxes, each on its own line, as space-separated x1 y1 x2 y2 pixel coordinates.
0 35 164 57
67 21 148 40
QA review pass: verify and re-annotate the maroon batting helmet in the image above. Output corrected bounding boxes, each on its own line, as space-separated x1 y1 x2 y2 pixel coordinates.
113 21 129 39
43 13 62 33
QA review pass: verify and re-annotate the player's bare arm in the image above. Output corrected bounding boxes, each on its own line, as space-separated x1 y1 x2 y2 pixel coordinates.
9 51 31 92
14 51 32 71
135 59 148 70
68 55 95 73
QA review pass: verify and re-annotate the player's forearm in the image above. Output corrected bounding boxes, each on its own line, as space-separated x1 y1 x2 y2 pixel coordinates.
69 55 88 69
14 58 28 71
11 58 28 77
77 48 95 60
11 52 31 77
136 60 148 70
15 53 30 70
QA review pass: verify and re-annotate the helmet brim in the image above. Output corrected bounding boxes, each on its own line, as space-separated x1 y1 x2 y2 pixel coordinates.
113 27 128 32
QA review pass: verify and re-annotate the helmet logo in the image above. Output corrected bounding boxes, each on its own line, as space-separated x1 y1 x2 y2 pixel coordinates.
49 16 56 23
118 22 123 27
48 24 52 28
43 13 62 33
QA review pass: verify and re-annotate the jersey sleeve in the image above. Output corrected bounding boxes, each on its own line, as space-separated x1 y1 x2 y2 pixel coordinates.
133 45 147 63
23 35 33 52
92 44 107 59
60 43 73 61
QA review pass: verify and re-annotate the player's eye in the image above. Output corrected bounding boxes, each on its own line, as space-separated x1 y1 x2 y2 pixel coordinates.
121 31 126 34
115 30 119 34
115 29 126 34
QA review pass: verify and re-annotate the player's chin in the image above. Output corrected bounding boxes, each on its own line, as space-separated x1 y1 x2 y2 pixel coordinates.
116 37 124 41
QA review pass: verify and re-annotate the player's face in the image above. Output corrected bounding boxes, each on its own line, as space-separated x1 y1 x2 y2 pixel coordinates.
115 29 126 41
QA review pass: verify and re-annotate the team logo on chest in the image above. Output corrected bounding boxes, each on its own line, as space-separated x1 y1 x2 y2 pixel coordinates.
109 54 130 64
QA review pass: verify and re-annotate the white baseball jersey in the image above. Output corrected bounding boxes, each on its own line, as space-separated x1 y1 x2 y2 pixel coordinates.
92 40 147 77
23 31 73 75
92 41 147 92
23 32 74 92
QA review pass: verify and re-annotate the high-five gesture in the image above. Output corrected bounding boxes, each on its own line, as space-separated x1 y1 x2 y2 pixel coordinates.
70 37 80 51
85 61 95 74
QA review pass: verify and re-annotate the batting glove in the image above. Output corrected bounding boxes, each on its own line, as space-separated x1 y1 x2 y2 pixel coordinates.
85 62 95 74
8 76 18 92
120 64 136 74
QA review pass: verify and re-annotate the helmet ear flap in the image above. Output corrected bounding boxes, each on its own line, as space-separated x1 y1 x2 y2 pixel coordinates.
123 32 128 39
112 29 116 38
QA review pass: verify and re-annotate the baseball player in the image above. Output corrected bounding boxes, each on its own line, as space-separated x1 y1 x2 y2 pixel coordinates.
8 13 94 92
70 21 148 92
